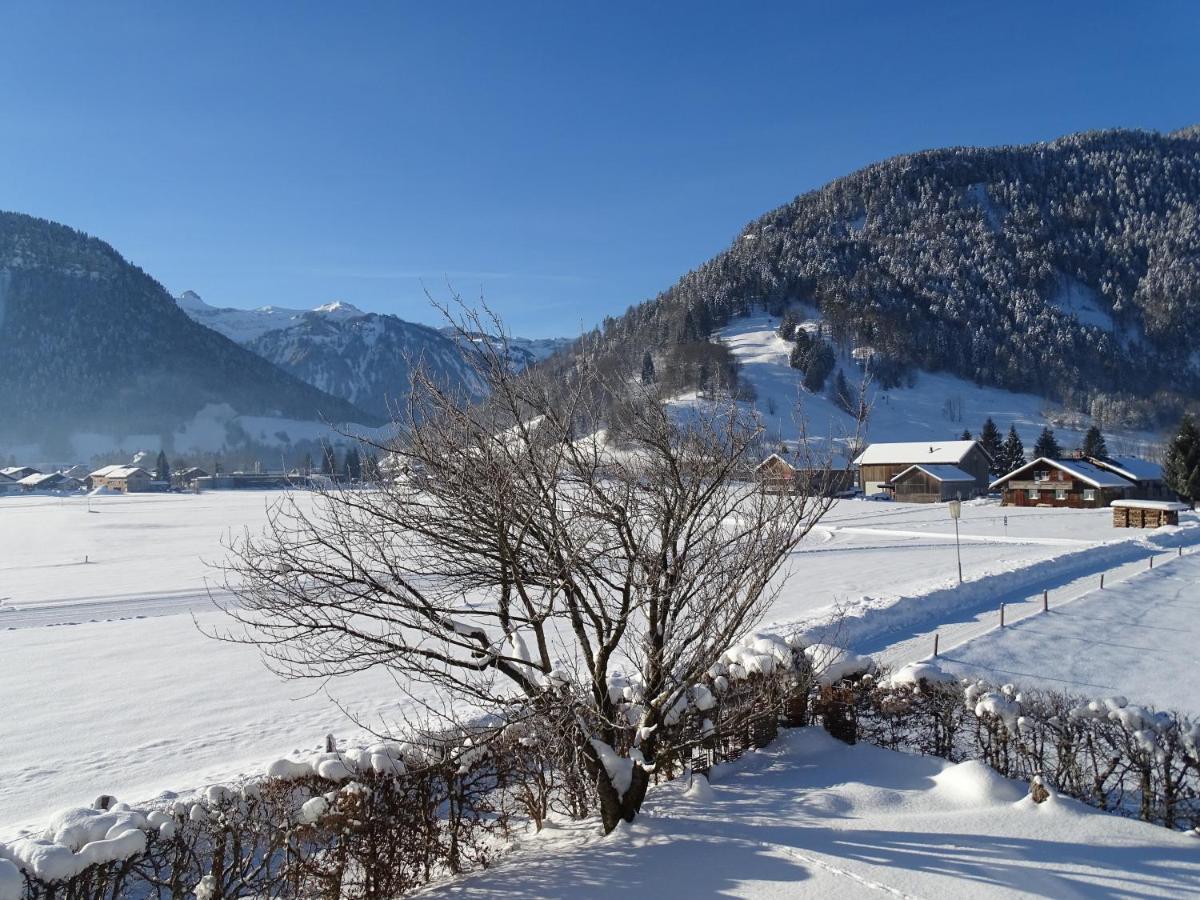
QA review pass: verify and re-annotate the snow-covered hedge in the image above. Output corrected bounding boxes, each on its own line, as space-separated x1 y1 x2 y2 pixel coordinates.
858 662 1200 831
4 629 861 899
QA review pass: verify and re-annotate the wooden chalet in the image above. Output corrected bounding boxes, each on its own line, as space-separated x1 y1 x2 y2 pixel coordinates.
1111 499 1189 529
91 465 154 493
990 457 1132 508
888 464 978 503
852 440 991 498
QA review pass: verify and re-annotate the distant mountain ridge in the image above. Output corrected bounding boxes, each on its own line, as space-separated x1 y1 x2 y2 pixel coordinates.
566 126 1200 428
178 292 572 419
0 212 380 458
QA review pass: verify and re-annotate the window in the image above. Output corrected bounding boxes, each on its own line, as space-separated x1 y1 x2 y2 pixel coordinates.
1055 489 1067 500
1083 489 1096 501
1027 488 1039 500
1034 470 1050 482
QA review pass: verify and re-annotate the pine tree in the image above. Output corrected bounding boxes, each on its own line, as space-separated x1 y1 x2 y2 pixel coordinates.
980 418 1004 475
1033 426 1062 460
1081 425 1108 459
1000 425 1025 474
777 312 798 341
155 450 170 482
960 429 973 440
1164 415 1200 503
803 343 835 393
831 369 853 414
301 451 314 475
640 351 656 386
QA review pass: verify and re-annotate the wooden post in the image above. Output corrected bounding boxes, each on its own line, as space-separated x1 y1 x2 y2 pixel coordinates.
1100 573 1104 589
933 633 940 657
1150 556 1154 570
1180 547 1183 558
1042 590 1048 612
1000 603 1006 628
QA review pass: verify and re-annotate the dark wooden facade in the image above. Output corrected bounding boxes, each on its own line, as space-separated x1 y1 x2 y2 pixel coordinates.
996 464 1122 508
890 469 974 503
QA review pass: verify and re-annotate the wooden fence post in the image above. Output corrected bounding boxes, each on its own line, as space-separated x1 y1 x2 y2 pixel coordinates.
1000 603 1006 628
1042 590 1048 612
933 633 939 657
1100 573 1104 589
1150 556 1154 570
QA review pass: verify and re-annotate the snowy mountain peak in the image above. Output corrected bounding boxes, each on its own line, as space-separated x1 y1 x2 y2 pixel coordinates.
313 300 365 318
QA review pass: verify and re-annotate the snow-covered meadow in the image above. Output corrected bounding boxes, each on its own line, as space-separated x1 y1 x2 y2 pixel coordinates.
3 489 1198 838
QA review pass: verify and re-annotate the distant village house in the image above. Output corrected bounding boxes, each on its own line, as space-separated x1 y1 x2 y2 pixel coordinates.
990 458 1134 508
852 440 991 500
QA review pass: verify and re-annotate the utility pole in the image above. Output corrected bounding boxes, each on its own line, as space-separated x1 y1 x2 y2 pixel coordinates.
949 498 963 585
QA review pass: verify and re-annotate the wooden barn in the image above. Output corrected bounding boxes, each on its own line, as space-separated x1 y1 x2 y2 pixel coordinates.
990 457 1133 508
1110 499 1189 528
852 440 991 498
1087 456 1170 500
888 464 978 503
754 454 855 496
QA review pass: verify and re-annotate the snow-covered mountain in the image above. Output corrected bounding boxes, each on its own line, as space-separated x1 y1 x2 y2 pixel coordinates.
178 292 572 420
176 291 367 343
0 213 381 460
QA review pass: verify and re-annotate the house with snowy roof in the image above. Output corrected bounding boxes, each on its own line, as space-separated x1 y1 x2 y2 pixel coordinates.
2 465 41 480
1086 455 1170 500
0 472 21 495
852 440 991 498
18 472 82 493
990 457 1134 508
89 465 154 493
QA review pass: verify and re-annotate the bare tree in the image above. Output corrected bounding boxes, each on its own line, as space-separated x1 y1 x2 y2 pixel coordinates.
218 305 838 833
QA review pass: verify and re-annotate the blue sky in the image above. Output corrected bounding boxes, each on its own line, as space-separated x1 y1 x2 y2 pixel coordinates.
1 3 1197 337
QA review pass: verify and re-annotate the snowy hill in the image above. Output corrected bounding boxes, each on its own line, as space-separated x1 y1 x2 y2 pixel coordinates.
572 126 1200 428
676 312 1167 462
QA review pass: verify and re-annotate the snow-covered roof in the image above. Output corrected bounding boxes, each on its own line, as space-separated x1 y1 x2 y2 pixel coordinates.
0 471 13 483
755 453 794 473
1 466 39 478
853 440 979 466
89 464 125 478
990 457 1133 491
1110 499 1189 512
102 466 150 480
1091 456 1164 482
890 464 977 483
18 472 65 487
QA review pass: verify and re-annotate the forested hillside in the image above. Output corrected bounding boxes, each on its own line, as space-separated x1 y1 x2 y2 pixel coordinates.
0 213 379 455
566 127 1200 428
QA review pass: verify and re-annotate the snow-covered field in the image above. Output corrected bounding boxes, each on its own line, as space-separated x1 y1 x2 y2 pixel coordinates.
3 489 1198 838
418 728 1200 899
938 551 1200 716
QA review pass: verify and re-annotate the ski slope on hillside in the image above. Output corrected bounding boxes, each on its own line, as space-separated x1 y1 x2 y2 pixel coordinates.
678 313 1167 460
